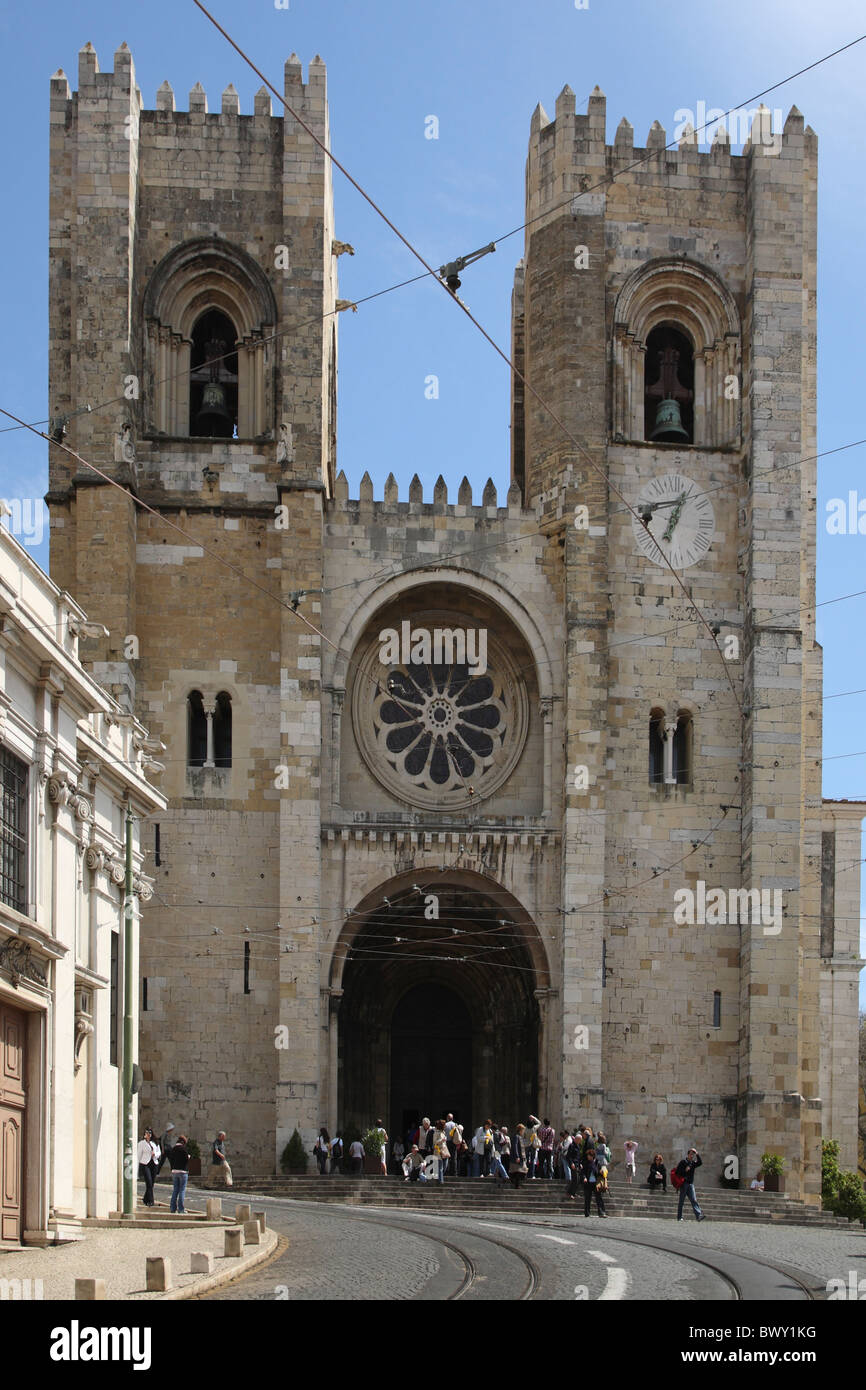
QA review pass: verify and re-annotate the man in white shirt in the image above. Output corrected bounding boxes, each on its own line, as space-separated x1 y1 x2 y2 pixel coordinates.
349 1138 364 1175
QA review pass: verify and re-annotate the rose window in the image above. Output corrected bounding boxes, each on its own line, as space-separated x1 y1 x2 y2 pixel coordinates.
374 662 507 792
353 618 529 811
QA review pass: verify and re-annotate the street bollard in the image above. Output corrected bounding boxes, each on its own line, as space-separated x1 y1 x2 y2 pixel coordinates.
225 1227 243 1257
190 1251 214 1274
243 1219 261 1245
235 1203 252 1224
74 1278 106 1300
206 1198 222 1220
146 1257 172 1292
255 1210 266 1233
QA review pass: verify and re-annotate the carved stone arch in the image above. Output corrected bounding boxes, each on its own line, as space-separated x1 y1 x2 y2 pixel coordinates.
143 238 278 438
329 567 559 703
612 258 741 447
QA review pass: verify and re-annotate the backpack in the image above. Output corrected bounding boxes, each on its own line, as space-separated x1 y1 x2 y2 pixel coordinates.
331 1138 343 1158
671 1163 686 1189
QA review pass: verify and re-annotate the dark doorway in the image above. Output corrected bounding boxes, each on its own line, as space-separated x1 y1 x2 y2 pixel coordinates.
390 984 471 1148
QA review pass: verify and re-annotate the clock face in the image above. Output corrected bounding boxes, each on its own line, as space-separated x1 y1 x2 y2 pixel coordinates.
632 472 714 570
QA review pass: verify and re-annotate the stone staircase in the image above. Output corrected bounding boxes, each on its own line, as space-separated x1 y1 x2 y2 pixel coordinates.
227 1174 854 1228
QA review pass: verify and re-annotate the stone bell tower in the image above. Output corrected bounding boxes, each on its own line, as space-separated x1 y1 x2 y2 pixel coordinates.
510 86 856 1200
47 42 338 1171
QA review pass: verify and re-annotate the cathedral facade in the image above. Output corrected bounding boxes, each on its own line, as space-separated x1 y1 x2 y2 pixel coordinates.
46 43 863 1200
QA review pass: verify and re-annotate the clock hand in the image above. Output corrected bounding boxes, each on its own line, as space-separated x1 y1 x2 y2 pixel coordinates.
661 488 692 543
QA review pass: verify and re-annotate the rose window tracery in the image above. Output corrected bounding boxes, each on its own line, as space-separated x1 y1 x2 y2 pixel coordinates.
352 614 529 811
375 662 506 791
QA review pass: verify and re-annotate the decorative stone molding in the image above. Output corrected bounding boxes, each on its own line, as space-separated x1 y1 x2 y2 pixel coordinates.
133 873 154 903
0 939 48 989
48 775 75 807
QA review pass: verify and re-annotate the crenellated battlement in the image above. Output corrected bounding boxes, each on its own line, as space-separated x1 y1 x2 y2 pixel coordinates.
50 42 327 120
525 85 814 233
333 470 525 515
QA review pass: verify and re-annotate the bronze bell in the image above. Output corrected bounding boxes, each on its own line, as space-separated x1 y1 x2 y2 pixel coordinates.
194 381 233 438
650 396 689 443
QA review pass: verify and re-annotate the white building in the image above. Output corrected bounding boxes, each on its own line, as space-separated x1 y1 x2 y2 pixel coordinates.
0 522 164 1245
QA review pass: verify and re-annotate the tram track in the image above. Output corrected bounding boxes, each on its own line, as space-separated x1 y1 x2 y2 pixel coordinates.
199 1191 827 1301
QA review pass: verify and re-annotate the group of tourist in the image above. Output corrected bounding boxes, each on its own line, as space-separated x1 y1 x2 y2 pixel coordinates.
137 1126 233 1213
312 1117 719 1221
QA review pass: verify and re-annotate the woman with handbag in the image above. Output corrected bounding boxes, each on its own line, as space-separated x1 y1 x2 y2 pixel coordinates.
510 1123 528 1189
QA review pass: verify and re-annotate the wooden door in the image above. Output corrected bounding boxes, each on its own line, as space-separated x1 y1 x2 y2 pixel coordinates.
0 1002 26 1243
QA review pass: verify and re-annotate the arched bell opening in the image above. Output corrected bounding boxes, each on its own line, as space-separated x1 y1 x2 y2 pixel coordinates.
333 874 547 1144
189 309 239 437
644 324 694 442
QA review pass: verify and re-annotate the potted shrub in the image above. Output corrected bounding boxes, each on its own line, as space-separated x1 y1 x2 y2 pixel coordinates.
280 1127 308 1175
761 1152 785 1192
187 1138 201 1177
362 1125 385 1176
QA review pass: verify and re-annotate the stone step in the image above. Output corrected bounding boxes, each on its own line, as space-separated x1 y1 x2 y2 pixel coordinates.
225 1177 847 1227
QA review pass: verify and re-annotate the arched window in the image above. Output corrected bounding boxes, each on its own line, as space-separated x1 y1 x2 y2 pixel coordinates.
671 713 692 785
187 691 207 767
189 310 239 438
612 259 740 447
648 709 665 784
644 325 694 443
213 691 232 768
648 708 693 786
143 238 278 439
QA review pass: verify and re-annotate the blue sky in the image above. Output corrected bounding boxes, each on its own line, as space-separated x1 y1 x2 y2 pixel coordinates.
1 0 864 996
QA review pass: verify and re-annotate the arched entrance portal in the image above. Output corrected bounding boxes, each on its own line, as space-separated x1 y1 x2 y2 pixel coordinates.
334 874 545 1143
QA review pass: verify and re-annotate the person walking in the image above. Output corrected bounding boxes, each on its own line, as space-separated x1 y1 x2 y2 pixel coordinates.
210 1131 233 1187
647 1153 667 1192
158 1122 176 1180
314 1128 330 1175
137 1128 158 1207
623 1138 638 1184
348 1137 364 1174
330 1133 343 1174
510 1123 528 1189
595 1131 611 1170
526 1114 542 1179
168 1134 190 1213
471 1123 486 1177
674 1148 705 1221
580 1146 607 1217
443 1113 458 1175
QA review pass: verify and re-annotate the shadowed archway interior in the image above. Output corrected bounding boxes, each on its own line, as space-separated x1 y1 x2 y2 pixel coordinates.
337 882 540 1139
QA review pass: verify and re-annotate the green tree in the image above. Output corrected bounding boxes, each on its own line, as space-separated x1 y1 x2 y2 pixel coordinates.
280 1128 308 1174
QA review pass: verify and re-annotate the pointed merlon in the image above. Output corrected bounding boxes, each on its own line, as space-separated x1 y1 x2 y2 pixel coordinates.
530 102 551 135
555 84 576 120
309 54 326 80
783 105 804 136
384 472 398 505
711 122 730 151
614 117 633 150
646 120 666 150
746 104 774 150
254 86 272 116
50 68 71 99
156 80 175 113
482 478 497 507
409 474 423 504
334 470 348 503
359 471 373 503
222 84 240 115
678 122 697 149
507 480 522 511
434 475 447 505
458 477 472 506
285 53 303 94
79 42 99 86
189 81 207 113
